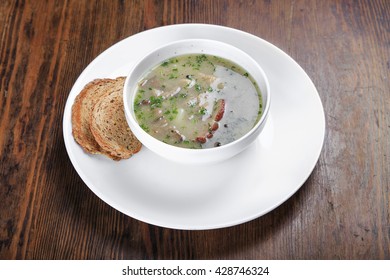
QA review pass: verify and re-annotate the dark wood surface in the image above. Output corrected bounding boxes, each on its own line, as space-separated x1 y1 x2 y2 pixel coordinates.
0 0 389 260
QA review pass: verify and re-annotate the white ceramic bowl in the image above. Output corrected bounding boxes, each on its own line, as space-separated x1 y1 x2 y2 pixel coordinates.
124 39 270 164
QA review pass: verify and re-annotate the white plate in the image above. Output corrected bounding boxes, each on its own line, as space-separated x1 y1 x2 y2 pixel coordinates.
63 24 325 230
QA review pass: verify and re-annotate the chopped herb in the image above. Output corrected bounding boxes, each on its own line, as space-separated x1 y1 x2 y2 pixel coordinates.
140 123 149 132
149 96 163 108
195 84 202 92
161 61 169 67
196 54 208 64
169 58 179 64
169 73 178 79
199 107 207 115
163 107 179 121
188 101 196 108
243 72 249 77
134 94 143 107
136 112 144 120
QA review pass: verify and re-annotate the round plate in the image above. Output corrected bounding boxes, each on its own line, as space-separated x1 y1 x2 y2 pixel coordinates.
63 24 325 230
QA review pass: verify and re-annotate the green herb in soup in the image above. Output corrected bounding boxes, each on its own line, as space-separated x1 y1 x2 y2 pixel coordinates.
134 54 262 149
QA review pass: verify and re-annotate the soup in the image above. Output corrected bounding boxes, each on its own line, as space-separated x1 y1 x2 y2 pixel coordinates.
133 54 262 149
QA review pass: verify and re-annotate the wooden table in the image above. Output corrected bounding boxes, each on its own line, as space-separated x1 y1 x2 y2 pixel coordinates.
0 0 389 260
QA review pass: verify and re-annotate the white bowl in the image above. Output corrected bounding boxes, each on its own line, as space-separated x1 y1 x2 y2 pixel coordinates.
124 39 270 164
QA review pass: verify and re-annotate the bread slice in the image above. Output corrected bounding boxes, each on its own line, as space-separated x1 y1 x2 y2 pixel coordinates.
71 77 125 159
90 84 142 159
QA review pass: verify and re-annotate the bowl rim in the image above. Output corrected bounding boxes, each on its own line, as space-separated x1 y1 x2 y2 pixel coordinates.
123 38 271 157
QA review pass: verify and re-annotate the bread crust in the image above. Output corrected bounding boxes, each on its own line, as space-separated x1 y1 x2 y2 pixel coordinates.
71 77 140 160
90 84 142 159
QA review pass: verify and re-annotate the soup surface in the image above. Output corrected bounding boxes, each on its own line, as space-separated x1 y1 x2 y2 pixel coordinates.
133 54 262 149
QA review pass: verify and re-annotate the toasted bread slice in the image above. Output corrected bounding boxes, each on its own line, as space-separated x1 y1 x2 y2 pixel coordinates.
71 77 125 159
90 85 142 159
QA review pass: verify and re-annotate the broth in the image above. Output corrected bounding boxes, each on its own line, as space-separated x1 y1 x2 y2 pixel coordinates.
133 54 262 149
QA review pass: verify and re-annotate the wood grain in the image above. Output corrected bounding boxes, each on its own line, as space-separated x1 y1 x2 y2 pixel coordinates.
0 0 389 259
